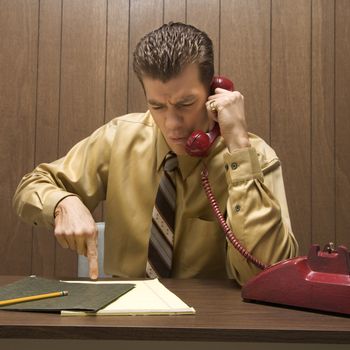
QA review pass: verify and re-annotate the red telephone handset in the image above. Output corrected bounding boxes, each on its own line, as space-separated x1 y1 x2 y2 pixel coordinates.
185 76 235 157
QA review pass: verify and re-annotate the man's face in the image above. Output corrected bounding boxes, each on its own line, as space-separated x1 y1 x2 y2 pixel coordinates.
142 64 209 155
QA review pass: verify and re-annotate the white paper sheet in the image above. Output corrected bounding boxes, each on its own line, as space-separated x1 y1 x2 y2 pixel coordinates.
61 279 195 316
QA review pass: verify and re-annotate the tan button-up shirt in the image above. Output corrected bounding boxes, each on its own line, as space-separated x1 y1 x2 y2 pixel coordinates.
13 111 298 285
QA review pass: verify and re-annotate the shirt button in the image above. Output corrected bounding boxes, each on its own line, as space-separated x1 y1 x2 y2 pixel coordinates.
231 162 238 170
235 204 241 212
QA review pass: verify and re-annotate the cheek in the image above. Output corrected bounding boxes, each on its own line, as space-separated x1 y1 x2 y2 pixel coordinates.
194 98 208 114
190 104 208 125
150 112 164 128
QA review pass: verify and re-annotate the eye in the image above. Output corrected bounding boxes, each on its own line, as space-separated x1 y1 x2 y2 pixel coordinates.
150 105 164 110
178 103 194 109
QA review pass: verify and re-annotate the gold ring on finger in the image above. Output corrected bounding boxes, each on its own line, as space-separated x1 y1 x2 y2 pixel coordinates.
209 100 218 112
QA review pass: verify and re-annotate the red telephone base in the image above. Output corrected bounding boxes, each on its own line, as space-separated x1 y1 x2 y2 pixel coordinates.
241 244 350 315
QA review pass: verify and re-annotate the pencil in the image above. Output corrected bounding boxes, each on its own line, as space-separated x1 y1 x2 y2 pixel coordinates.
0 291 68 306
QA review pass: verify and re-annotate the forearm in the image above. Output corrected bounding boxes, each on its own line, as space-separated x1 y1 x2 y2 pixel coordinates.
223 147 298 285
13 122 114 228
13 166 80 228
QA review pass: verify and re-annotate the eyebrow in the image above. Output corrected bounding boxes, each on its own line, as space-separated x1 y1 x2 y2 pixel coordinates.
148 95 197 106
147 99 164 106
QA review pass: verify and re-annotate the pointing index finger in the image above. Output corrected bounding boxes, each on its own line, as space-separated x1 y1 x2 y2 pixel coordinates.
87 235 98 280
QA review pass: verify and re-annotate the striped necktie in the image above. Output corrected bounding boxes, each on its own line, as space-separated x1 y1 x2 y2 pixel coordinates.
146 152 178 278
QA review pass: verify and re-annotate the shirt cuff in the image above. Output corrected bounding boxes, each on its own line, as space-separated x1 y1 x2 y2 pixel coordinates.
42 191 79 227
223 147 263 185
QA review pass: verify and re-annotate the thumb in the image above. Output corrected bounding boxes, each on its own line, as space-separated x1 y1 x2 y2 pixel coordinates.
87 234 99 280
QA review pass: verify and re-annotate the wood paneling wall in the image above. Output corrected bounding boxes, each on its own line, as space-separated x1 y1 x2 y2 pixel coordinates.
1 0 349 277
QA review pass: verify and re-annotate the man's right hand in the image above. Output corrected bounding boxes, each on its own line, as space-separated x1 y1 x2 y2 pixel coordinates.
53 196 99 280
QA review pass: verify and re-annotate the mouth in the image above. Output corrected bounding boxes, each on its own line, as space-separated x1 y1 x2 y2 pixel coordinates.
168 136 188 144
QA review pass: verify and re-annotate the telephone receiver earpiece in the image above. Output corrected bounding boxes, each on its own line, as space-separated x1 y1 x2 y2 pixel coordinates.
185 76 235 157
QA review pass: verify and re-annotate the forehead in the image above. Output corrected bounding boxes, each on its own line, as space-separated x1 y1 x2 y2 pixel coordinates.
142 64 205 102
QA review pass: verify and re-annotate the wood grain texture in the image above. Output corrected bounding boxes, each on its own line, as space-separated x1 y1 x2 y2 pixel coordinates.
32 0 62 277
164 0 186 23
105 0 129 122
0 0 38 275
271 0 312 254
221 0 271 142
55 0 107 277
59 0 107 154
128 0 163 113
0 277 350 343
335 0 350 249
35 0 61 165
311 0 335 247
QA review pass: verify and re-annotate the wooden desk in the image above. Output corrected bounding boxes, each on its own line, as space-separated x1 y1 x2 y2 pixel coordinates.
0 276 350 345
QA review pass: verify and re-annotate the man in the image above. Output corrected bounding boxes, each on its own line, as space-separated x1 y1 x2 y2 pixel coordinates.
13 22 298 284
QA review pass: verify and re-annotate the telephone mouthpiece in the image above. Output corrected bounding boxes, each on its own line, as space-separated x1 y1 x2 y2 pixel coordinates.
185 131 211 157
185 124 221 157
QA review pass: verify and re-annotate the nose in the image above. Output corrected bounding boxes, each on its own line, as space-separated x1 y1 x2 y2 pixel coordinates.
164 108 183 130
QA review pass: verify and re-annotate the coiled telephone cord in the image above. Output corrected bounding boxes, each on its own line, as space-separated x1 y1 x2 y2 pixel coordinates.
201 167 267 270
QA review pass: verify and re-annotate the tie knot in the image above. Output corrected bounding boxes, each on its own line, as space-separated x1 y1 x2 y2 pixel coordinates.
163 152 178 172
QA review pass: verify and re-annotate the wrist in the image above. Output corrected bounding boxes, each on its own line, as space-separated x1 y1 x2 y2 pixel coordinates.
54 195 79 218
222 131 251 152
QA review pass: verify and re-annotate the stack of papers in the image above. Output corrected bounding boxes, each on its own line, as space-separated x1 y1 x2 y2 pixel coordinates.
61 279 196 316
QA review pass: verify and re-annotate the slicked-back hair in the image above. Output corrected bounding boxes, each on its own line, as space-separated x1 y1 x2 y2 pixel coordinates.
133 22 214 89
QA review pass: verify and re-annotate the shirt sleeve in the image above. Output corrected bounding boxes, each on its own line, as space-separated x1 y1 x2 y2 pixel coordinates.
12 121 116 229
223 146 299 285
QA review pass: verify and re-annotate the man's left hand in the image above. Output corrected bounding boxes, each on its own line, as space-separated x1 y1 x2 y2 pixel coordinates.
206 87 251 152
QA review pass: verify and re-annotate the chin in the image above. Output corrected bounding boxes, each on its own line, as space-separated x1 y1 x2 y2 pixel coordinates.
169 144 187 156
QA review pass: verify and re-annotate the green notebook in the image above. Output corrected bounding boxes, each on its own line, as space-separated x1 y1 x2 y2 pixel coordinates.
0 276 134 312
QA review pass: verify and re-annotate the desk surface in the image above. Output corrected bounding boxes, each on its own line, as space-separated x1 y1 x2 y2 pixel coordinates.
0 276 349 343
